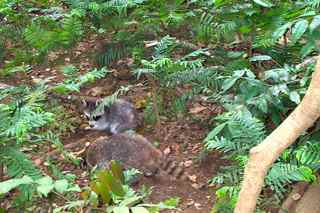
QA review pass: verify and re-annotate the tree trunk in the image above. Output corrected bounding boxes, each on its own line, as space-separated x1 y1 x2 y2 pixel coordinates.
235 56 320 212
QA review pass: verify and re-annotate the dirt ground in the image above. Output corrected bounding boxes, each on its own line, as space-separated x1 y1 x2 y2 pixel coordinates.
2 36 227 212
60 118 222 212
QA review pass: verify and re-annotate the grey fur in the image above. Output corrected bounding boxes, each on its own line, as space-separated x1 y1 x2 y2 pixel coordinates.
86 132 188 180
86 132 162 176
83 98 140 134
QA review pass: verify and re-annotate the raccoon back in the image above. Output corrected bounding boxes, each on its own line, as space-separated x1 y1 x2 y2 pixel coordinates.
86 132 162 175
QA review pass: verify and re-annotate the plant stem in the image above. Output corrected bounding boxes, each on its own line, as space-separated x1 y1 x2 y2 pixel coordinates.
147 75 161 136
0 163 3 181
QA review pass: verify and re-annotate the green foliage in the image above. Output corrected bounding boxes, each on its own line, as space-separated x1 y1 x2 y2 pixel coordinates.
97 42 128 67
77 161 178 213
205 111 317 210
135 35 211 118
3 0 320 212
211 186 240 213
0 175 80 197
52 67 109 94
0 84 53 142
205 111 265 155
0 147 43 180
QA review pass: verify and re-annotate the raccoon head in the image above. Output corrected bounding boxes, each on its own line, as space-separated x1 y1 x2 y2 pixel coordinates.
82 99 110 130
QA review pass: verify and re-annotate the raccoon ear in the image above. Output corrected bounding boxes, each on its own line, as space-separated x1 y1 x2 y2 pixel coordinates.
95 99 103 106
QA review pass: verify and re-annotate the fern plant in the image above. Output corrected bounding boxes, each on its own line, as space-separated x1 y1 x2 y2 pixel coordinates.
134 35 210 120
0 84 53 205
52 67 109 94
205 110 317 211
24 10 83 58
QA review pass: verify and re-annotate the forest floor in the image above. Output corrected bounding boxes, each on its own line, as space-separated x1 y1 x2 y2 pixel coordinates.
1 35 229 212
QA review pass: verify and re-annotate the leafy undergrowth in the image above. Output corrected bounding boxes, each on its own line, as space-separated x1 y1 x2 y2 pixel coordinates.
2 1 320 212
0 35 223 213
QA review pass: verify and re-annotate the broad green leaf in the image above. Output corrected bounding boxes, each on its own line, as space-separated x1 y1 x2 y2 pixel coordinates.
90 181 111 204
264 68 289 82
290 19 308 44
272 23 292 40
257 98 268 113
250 55 272 62
36 176 54 197
113 207 130 213
271 84 289 96
289 91 300 104
222 76 239 92
120 196 143 207
204 123 227 141
131 207 149 213
98 170 125 197
67 185 81 192
110 160 125 184
54 179 69 193
271 108 281 125
253 0 273 8
0 176 33 194
227 51 245 58
310 15 320 32
105 171 125 197
222 70 245 92
245 70 256 79
300 42 316 58
97 170 112 191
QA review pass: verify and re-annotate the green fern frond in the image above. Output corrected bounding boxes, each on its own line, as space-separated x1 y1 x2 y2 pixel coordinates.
295 141 320 169
212 186 240 213
59 15 83 46
266 163 316 199
97 42 128 67
210 164 243 185
154 35 177 58
53 67 109 94
205 111 265 155
0 146 43 179
0 85 54 142
167 67 219 87
218 21 237 36
306 0 320 8
197 12 215 41
254 35 278 48
24 24 57 54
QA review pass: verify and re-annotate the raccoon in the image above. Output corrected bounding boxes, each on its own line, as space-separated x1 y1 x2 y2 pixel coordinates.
82 98 140 135
85 132 187 180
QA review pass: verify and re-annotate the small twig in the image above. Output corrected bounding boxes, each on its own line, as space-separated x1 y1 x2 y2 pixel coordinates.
35 140 89 165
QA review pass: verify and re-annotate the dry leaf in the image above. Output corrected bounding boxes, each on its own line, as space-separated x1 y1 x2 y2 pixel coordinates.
163 147 171 155
189 105 207 114
188 174 197 182
184 160 193 168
